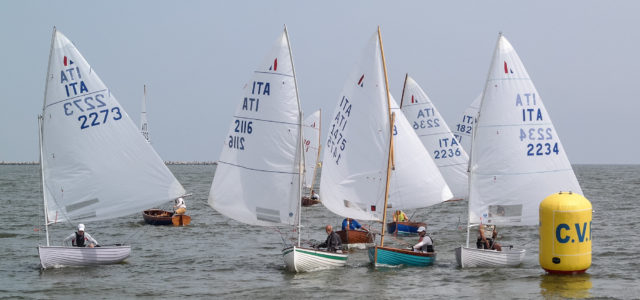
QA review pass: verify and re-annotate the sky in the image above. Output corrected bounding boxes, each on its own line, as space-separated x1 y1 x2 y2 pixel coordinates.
1 1 639 164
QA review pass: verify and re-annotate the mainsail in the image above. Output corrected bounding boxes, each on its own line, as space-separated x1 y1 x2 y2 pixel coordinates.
452 94 481 154
320 32 452 221
209 29 301 226
140 85 150 143
400 75 469 200
468 34 582 226
41 29 185 224
302 110 321 191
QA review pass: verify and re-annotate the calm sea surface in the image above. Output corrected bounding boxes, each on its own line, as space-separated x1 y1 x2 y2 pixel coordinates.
0 164 638 299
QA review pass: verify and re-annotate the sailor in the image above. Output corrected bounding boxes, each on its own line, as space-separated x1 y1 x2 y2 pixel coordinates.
393 210 408 222
63 224 99 248
174 197 187 215
341 218 367 231
412 226 434 252
317 225 343 253
477 224 502 251
310 190 319 200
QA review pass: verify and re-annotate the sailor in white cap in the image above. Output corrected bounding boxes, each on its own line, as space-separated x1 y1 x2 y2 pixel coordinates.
63 224 99 248
412 226 434 252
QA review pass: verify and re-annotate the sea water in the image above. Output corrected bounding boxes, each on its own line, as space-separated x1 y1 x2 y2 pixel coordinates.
0 164 638 298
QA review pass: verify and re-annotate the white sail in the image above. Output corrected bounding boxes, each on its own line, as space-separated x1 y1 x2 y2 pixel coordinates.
453 94 481 153
400 75 469 200
41 29 185 224
140 85 150 143
320 33 452 221
389 97 453 209
302 110 321 190
468 34 582 226
209 30 301 226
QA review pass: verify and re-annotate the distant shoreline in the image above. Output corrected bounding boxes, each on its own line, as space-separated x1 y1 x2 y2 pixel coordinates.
0 161 218 165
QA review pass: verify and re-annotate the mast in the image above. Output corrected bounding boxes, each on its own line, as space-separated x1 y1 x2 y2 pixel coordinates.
40 27 57 246
141 84 150 143
284 25 304 247
399 73 408 108
377 26 394 250
465 32 503 247
309 109 322 197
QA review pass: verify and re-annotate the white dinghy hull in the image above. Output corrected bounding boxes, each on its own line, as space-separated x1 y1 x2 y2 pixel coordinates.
38 245 131 269
455 246 525 268
282 246 347 273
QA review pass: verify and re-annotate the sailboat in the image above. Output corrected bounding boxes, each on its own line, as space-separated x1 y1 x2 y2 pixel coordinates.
137 85 191 226
455 33 583 268
452 94 481 153
37 28 186 269
208 27 347 273
320 28 452 267
399 75 469 201
301 109 322 207
140 84 150 143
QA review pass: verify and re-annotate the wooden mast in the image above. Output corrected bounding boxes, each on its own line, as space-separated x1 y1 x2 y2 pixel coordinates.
399 73 409 108
377 26 395 255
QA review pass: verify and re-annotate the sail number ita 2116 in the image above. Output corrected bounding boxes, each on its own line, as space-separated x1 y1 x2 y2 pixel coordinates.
228 119 253 150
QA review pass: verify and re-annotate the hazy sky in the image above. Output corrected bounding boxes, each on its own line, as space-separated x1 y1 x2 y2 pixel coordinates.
1 1 639 164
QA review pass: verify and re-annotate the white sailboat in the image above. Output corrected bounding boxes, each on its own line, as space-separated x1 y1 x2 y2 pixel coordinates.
455 33 583 268
140 84 150 143
452 94 480 154
319 28 452 267
38 28 186 269
400 75 469 200
301 110 322 206
208 27 346 273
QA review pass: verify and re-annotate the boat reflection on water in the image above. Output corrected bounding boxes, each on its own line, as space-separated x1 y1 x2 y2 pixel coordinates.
540 273 592 299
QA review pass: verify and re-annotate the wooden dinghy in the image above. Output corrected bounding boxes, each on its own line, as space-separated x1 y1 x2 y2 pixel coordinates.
369 246 436 267
386 221 426 235
143 209 190 226
336 229 375 249
301 196 321 207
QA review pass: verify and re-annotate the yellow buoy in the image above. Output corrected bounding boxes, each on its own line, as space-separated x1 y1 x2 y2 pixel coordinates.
539 192 592 274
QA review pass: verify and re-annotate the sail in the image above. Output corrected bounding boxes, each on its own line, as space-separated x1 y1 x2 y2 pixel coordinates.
320 33 452 221
140 85 150 143
400 75 469 200
468 34 582 226
389 96 453 209
302 110 321 190
208 30 301 226
40 29 185 224
453 94 480 153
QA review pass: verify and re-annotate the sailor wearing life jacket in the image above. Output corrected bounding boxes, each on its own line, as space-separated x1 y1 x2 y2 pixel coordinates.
63 224 99 248
412 226 434 252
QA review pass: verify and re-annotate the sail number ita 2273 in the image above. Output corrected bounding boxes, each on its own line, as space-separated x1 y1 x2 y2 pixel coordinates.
62 93 122 130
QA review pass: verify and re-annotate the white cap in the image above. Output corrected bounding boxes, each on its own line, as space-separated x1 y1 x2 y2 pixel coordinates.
77 224 85 231
417 226 426 233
